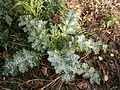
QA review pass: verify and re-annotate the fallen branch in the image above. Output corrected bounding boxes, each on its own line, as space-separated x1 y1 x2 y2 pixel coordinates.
39 75 63 90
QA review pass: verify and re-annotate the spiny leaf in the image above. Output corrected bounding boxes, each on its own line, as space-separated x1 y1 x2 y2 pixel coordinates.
47 50 101 84
2 49 41 75
5 15 13 26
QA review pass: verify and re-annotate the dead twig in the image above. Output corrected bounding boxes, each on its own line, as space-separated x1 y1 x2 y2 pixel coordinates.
58 81 63 90
25 79 52 83
80 53 90 61
0 85 11 90
113 57 120 83
39 75 63 90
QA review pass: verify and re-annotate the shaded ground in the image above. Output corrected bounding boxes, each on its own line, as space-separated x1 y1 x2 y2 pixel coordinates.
0 0 120 90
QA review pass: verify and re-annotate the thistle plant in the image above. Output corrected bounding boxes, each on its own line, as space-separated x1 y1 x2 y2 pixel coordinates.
2 0 108 85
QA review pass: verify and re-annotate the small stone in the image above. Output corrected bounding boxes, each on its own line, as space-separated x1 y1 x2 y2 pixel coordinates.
110 53 114 57
3 77 5 80
104 75 109 81
98 56 103 61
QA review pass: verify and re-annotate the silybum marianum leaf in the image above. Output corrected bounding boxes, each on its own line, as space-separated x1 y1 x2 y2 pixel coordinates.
2 49 40 75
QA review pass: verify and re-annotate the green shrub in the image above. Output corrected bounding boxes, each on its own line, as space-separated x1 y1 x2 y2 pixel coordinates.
2 0 108 85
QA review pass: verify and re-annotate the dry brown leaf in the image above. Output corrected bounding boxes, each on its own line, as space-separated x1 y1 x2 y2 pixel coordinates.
41 67 48 76
111 49 119 54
